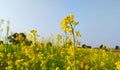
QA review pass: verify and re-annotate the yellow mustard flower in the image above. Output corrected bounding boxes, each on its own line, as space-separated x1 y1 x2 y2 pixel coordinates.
80 62 84 69
73 22 79 26
56 34 62 40
100 61 105 67
5 66 13 70
66 66 71 70
0 52 3 58
7 60 12 65
70 14 74 23
66 26 72 33
7 53 11 58
61 19 68 30
75 31 81 37
85 64 89 70
55 67 60 70
115 61 120 70
68 45 74 56
23 62 29 67
30 29 37 35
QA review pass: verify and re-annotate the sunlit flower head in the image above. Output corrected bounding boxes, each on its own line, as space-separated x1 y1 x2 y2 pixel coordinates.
30 29 37 35
75 31 81 37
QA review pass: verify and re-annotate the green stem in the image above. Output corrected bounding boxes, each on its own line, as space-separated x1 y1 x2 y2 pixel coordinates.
73 32 76 70
70 23 76 70
34 35 36 70
65 32 67 69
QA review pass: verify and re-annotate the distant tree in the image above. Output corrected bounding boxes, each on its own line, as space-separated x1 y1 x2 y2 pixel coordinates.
87 46 92 48
8 33 32 46
0 40 3 45
8 33 19 45
115 45 119 50
99 44 103 49
82 44 87 48
81 44 92 48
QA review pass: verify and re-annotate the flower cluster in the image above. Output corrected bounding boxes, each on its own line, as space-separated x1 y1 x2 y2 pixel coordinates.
61 14 80 37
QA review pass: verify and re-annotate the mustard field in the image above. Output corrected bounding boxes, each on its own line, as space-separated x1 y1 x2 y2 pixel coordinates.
0 14 120 70
0 43 120 70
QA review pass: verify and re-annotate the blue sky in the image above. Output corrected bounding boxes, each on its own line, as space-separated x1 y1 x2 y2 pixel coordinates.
0 0 120 47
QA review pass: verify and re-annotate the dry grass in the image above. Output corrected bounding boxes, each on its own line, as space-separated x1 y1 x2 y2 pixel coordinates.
112 50 120 56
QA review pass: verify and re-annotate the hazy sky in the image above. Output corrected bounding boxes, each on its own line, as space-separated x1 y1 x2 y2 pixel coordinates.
0 0 120 47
